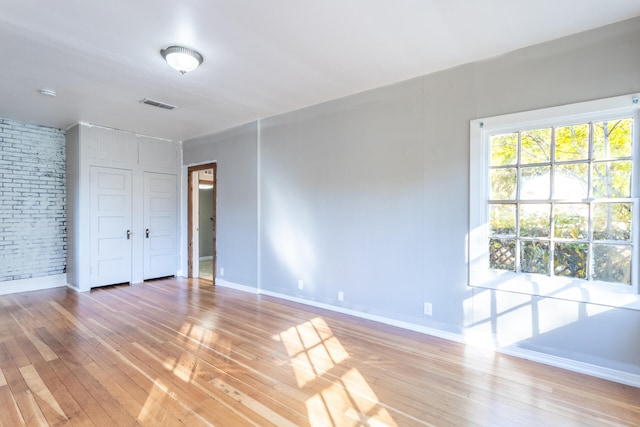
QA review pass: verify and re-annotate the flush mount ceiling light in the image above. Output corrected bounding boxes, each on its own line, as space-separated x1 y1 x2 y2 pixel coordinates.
161 45 203 74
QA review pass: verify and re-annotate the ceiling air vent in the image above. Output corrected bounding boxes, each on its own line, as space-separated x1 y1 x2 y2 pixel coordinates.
139 98 177 110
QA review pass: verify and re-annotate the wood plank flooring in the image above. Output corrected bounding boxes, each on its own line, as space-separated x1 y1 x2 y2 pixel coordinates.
0 277 639 426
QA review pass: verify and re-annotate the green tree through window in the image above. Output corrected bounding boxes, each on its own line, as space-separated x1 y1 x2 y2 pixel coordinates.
488 118 634 285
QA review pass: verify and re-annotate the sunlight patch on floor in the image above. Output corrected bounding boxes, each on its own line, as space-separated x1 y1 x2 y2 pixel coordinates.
138 379 170 424
279 317 399 426
279 317 349 388
305 367 398 427
179 322 219 351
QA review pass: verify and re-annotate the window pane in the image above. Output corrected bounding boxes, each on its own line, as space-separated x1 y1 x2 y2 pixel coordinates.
554 163 588 199
592 161 631 198
521 240 550 275
521 128 551 164
521 166 550 200
489 239 516 271
554 204 588 239
592 244 632 285
490 132 518 166
593 118 633 159
555 124 589 161
490 204 516 236
593 203 632 241
554 242 587 279
520 204 550 237
490 168 516 200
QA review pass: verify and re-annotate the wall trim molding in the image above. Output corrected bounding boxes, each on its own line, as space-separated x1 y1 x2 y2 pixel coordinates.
216 278 640 388
0 274 67 295
216 279 260 294
496 344 640 388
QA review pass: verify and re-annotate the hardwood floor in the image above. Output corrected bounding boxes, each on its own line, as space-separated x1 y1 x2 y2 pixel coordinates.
0 278 639 426
198 259 213 282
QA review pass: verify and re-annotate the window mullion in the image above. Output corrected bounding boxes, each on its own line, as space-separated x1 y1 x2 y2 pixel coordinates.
587 122 594 281
588 201 594 281
549 127 556 277
516 131 522 273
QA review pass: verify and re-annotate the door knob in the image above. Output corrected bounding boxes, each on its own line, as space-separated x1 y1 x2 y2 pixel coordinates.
146 228 150 238
127 230 131 240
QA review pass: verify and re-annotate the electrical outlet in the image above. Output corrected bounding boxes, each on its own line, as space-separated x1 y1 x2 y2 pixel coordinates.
298 279 304 290
220 267 224 276
423 302 433 316
338 291 344 301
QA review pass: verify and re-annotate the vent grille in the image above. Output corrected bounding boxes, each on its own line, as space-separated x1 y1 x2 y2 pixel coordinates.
139 98 177 110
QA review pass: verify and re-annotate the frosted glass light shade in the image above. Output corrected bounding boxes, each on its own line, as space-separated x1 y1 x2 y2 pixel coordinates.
161 46 203 74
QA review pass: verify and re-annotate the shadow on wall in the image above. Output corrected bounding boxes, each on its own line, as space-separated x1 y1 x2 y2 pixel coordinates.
463 284 640 373
261 144 429 318
265 180 318 288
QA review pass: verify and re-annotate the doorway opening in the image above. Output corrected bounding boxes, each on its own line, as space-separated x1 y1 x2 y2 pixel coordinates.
187 163 217 282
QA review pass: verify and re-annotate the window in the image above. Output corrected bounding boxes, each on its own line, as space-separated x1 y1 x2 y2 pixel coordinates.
470 94 640 308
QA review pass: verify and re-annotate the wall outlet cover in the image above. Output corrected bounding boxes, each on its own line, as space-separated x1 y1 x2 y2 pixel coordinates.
424 302 433 316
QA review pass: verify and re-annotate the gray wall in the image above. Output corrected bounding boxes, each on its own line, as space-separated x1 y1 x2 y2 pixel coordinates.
183 122 258 287
198 187 214 258
65 124 79 288
260 78 428 323
460 16 640 372
183 17 640 376
0 118 66 284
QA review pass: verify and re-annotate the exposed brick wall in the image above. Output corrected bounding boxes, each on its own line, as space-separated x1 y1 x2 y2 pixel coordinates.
0 117 66 282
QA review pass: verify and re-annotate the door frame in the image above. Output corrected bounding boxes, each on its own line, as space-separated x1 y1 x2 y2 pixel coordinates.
187 163 217 281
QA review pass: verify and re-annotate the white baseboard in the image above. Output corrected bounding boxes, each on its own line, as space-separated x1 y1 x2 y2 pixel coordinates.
497 345 640 387
215 279 260 294
0 274 67 295
216 281 640 388
257 288 466 343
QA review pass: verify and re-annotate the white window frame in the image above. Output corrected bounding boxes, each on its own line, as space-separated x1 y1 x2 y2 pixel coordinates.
469 94 640 310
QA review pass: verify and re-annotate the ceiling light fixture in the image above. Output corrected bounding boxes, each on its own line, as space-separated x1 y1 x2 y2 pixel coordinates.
161 45 203 74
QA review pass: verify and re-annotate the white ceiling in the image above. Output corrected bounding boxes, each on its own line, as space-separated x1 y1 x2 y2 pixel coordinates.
1 0 640 142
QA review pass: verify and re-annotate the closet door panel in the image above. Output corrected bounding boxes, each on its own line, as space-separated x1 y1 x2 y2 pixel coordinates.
143 172 177 279
90 166 132 287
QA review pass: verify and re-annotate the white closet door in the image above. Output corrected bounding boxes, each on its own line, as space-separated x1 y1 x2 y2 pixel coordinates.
143 172 177 280
90 167 132 287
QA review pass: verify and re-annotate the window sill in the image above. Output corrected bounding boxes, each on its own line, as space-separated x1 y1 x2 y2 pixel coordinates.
471 271 640 311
